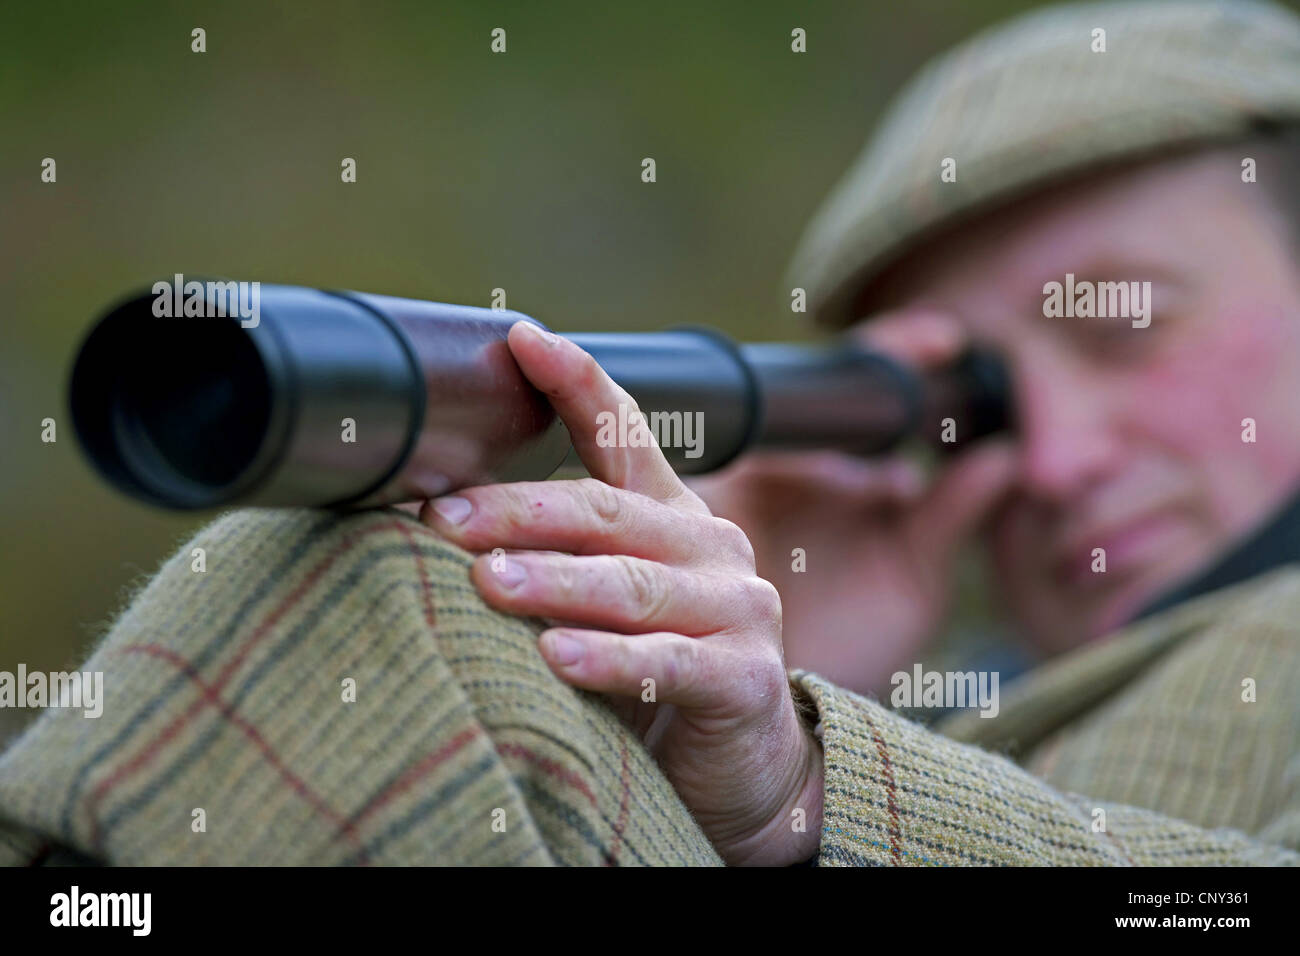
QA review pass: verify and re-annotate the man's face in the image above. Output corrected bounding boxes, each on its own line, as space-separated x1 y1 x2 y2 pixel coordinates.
856 147 1300 652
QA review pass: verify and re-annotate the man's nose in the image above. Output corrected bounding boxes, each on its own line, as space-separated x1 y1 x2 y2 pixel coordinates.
1010 352 1118 501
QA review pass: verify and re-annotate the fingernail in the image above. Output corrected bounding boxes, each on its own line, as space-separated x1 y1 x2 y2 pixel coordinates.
517 321 558 346
543 630 584 666
493 556 526 589
432 496 472 525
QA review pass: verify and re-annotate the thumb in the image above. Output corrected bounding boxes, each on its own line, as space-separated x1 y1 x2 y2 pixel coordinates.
908 439 1017 562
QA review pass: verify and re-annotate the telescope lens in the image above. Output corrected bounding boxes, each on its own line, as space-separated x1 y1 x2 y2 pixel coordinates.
72 301 276 506
114 319 271 488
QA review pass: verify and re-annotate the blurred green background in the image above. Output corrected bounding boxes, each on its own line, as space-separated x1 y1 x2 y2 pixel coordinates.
9 1 1291 738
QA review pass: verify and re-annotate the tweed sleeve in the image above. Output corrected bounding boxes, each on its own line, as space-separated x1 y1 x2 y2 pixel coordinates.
789 671 1300 866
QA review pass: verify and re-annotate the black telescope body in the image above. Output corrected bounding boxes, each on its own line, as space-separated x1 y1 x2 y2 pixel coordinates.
69 282 1012 510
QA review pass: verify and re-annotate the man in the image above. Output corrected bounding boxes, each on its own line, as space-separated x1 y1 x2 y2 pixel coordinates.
2 0 1299 866
701 122 1300 699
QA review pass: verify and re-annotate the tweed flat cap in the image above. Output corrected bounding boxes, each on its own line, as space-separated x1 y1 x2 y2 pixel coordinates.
789 0 1300 330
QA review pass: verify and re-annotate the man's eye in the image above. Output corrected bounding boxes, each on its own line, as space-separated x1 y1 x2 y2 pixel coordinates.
1076 320 1156 359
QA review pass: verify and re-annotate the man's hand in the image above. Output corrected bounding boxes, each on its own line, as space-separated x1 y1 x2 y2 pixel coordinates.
689 311 1017 696
420 321 821 866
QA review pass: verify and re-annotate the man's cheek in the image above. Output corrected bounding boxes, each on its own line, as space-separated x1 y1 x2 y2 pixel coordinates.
1114 340 1246 466
1214 304 1300 484
1112 380 1296 550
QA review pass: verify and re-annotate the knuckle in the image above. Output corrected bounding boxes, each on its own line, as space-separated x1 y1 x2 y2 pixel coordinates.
715 645 784 707
494 485 536 532
580 478 633 535
612 555 669 627
712 517 756 566
741 575 783 630
750 648 790 702
662 636 699 693
608 634 637 683
723 644 787 706
551 557 580 598
575 349 608 392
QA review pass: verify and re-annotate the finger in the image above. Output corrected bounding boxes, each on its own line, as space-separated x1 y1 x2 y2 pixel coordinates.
537 627 719 710
850 308 969 371
507 321 707 513
469 550 769 636
421 477 739 566
908 438 1018 560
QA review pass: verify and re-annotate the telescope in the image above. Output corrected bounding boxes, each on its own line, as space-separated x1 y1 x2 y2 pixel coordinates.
69 281 1013 510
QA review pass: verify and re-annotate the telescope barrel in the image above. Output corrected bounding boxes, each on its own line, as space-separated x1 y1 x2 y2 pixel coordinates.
69 282 1011 510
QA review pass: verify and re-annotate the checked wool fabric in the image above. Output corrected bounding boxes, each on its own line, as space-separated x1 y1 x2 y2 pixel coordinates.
1 507 1298 865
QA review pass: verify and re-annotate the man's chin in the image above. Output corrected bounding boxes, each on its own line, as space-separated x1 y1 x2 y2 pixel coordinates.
1032 573 1190 652
1091 590 1155 640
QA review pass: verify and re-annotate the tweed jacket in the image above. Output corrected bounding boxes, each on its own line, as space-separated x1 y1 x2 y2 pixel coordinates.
0 507 1296 865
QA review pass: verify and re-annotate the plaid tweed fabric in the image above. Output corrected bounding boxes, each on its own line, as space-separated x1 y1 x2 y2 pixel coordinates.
0 508 1296 865
787 0 1300 330
939 567 1300 847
